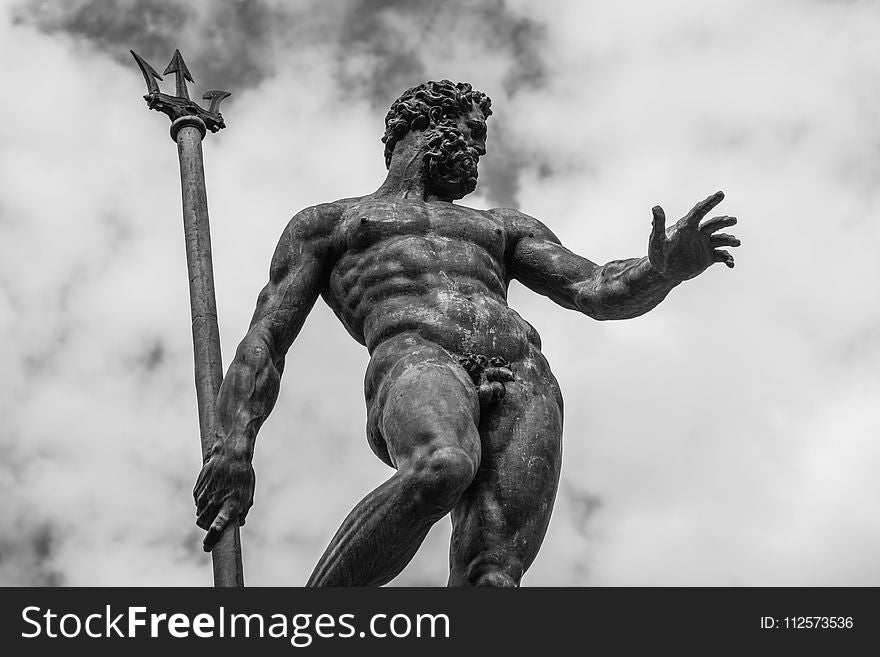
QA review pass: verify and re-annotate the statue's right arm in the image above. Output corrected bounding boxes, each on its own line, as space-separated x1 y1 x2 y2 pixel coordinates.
214 204 337 458
194 203 340 549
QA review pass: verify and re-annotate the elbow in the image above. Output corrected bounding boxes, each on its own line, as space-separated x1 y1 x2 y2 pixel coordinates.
576 289 646 321
574 285 615 321
223 331 284 402
217 333 283 434
583 299 653 322
235 327 279 367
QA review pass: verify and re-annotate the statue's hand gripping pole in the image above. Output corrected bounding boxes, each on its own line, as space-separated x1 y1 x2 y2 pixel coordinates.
131 49 243 587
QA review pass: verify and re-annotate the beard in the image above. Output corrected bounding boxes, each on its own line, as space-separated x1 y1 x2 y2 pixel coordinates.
421 125 480 200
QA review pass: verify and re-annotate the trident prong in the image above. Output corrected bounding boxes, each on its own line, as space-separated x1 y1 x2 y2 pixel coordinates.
163 49 194 101
130 49 230 137
130 49 163 95
203 90 232 116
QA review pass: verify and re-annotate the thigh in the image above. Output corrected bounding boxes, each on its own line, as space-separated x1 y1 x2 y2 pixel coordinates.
365 333 481 468
452 350 564 571
479 352 563 515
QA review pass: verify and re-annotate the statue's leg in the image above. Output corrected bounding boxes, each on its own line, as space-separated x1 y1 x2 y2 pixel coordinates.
307 333 480 586
448 351 563 586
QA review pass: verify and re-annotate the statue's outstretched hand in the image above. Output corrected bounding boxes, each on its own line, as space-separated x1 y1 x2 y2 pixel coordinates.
193 445 255 552
648 191 740 281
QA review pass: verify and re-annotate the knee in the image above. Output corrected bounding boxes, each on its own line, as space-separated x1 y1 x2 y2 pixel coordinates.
450 558 523 587
406 444 478 513
471 570 518 587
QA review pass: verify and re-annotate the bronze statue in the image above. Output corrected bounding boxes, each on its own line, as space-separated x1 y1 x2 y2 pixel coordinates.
193 80 740 586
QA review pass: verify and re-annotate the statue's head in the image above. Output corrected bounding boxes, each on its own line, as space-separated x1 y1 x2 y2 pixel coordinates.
382 80 492 199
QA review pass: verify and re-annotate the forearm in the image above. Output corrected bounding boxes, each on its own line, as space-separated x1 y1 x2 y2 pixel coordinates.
507 197 737 322
574 256 681 320
211 329 283 460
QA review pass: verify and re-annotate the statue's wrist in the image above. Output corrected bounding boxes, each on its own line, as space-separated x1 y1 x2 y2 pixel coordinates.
645 256 681 285
209 434 253 463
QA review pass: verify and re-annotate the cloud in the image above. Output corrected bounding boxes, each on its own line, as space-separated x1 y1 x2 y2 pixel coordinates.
15 0 193 54
336 0 546 105
13 0 547 207
15 0 307 92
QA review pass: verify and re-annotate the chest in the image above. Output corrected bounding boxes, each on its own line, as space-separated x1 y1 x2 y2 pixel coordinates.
335 200 507 260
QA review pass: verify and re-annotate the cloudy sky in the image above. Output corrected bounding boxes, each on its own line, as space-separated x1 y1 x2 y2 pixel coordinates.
1 0 879 587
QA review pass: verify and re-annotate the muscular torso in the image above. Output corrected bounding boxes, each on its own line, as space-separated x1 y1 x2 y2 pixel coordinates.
323 197 542 362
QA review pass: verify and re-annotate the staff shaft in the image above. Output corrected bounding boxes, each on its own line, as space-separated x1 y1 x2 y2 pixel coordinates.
176 123 244 587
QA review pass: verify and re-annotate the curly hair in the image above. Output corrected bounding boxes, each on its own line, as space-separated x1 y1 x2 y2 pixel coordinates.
382 80 492 168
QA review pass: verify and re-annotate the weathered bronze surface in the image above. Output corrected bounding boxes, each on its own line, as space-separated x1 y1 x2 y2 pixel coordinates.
193 80 740 586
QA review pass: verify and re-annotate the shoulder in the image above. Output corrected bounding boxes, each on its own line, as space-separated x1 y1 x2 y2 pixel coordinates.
284 199 359 241
277 197 366 252
269 199 362 277
487 207 562 246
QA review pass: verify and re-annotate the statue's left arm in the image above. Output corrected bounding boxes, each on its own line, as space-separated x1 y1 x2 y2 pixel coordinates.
503 191 739 320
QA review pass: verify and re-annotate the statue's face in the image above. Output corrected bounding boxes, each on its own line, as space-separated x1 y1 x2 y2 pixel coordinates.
456 107 488 159
423 106 488 200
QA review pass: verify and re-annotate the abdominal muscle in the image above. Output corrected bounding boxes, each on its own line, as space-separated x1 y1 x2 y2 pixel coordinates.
361 289 538 361
325 237 541 362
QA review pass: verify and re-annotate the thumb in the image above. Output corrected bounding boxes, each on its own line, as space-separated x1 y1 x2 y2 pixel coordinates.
651 205 666 239
203 500 236 552
649 205 666 255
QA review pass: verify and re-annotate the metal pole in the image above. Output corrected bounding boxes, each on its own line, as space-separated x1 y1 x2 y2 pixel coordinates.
131 50 242 586
173 117 244 587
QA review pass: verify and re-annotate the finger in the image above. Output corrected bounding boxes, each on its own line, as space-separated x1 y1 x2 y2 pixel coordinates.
193 464 214 501
193 468 207 496
650 206 666 256
193 480 209 505
239 501 253 527
651 206 666 237
196 502 217 531
203 500 235 552
700 215 737 234
239 491 255 527
709 233 740 248
686 191 724 226
712 249 735 268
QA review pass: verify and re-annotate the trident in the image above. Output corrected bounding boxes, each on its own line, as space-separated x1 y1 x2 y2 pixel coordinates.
131 49 243 587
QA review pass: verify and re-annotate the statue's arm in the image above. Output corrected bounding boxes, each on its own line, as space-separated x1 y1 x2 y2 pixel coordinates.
506 214 676 320
214 204 339 457
194 203 339 549
500 191 739 321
